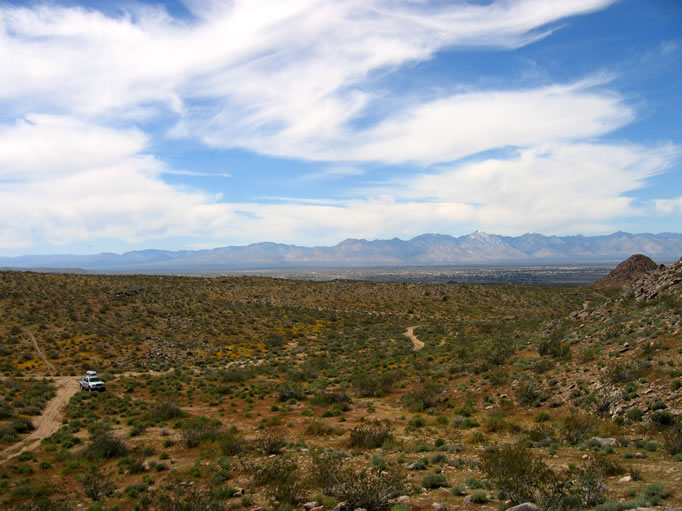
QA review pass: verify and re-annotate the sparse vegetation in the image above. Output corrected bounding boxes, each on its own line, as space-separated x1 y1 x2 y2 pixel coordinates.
0 260 680 509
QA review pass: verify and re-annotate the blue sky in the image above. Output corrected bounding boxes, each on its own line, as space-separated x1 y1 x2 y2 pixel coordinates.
0 0 681 255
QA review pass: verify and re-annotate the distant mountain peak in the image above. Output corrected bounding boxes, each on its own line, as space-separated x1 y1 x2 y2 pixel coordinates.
1 232 680 271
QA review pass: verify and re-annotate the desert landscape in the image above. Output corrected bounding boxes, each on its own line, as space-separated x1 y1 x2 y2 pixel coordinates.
0 255 680 511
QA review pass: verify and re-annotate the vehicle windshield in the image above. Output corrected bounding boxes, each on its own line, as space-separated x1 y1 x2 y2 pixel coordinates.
89 377 102 383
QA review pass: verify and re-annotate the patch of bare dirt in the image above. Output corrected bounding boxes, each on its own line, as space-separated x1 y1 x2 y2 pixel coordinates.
29 332 56 375
404 326 424 351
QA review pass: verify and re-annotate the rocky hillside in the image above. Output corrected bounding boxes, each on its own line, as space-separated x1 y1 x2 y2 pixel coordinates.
594 254 659 289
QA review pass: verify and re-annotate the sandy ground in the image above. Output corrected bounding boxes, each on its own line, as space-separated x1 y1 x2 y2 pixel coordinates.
0 376 80 465
404 325 424 351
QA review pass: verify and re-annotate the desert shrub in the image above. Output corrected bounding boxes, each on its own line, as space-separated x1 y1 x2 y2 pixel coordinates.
534 412 550 423
0 404 15 420
484 411 510 433
277 382 306 402
311 392 351 407
11 417 35 434
330 468 407 511
310 451 346 491
515 379 543 407
349 424 393 449
408 415 425 428
479 443 554 504
560 409 597 445
470 492 488 504
258 432 287 454
153 402 186 421
603 361 644 384
640 483 671 505
662 426 682 455
538 335 570 359
626 408 643 421
525 423 557 447
352 371 401 398
650 410 676 427
306 420 335 436
81 424 127 460
481 443 607 509
402 381 444 411
81 469 113 501
181 416 221 448
422 473 448 489
252 456 306 505
219 426 244 456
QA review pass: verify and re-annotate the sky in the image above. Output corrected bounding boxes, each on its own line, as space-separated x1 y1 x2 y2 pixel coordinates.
0 0 681 256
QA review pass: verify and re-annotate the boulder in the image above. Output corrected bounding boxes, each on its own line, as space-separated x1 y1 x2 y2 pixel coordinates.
591 437 621 448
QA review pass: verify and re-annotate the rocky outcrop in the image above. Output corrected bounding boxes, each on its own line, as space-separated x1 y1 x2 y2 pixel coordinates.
594 254 658 289
631 257 682 302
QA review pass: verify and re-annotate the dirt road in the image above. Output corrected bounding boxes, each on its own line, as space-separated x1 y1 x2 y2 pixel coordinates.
0 376 80 465
404 326 424 351
29 333 56 375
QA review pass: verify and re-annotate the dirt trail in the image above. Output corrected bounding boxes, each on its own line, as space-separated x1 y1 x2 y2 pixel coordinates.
29 333 56 375
0 376 80 464
404 326 424 351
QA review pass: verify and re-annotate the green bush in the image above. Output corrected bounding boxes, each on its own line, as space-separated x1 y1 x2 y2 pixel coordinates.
181 416 221 448
422 473 448 489
480 443 554 504
560 409 597 445
626 408 643 422
470 492 488 504
330 468 407 511
251 456 306 505
402 382 444 411
349 424 393 449
81 424 127 460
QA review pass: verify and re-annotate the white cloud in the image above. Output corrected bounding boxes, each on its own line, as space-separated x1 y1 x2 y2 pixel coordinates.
654 197 682 215
0 114 677 249
0 115 235 248
0 0 617 157
335 79 633 164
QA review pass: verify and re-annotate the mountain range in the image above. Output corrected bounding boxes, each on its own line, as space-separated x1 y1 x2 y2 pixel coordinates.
1 231 681 272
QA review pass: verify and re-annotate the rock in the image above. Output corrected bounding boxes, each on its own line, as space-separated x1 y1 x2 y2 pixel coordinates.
407 463 418 470
233 488 245 497
592 437 621 448
619 475 632 482
304 502 321 511
354 508 367 511
463 496 472 505
634 452 645 458
507 504 538 511
332 503 347 511
582 454 590 460
397 496 410 504
432 503 447 511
